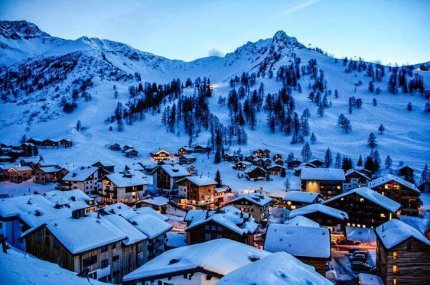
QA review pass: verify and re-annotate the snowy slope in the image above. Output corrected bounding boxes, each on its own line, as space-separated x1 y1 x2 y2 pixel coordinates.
0 21 429 193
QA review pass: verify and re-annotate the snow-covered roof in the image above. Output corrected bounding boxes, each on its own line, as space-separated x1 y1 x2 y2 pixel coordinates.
368 174 419 193
62 166 98 181
141 196 169 206
264 224 331 259
179 154 195 159
160 164 190 177
105 171 148 187
135 206 169 221
123 239 270 282
43 189 94 210
39 166 63 173
284 216 320 228
289 204 349 221
177 175 217 186
228 193 272 207
128 214 172 239
399 215 430 235
217 252 332 285
103 202 137 219
0 247 107 285
376 219 430 249
346 226 376 243
9 166 32 172
358 273 384 285
103 214 147 246
301 168 345 181
324 187 401 212
345 169 370 180
43 212 126 254
184 209 209 223
166 232 187 248
187 206 258 236
284 191 320 203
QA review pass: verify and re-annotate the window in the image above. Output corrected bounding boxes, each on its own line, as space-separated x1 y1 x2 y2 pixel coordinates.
100 245 108 252
83 256 97 267
393 252 398 260
45 236 50 247
35 233 42 242
112 243 116 249
112 255 119 262
393 265 398 273
205 225 210 230
211 225 217 231
393 278 397 285
204 233 211 240
54 239 60 249
380 213 386 218
101 259 109 268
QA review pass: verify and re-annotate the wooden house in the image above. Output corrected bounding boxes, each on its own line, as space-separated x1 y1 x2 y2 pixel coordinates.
155 164 190 191
122 145 135 152
151 149 170 161
139 196 169 213
92 161 115 174
0 155 13 163
253 148 270 158
61 166 100 194
308 158 324 168
272 153 283 161
245 154 256 162
186 206 258 245
288 158 303 169
178 154 196 164
368 174 421 216
223 153 239 162
108 143 121 151
59 139 73 148
324 187 401 229
233 161 252 171
8 166 32 183
227 193 272 223
376 219 430 285
26 138 42 146
301 168 345 200
0 164 11 181
397 165 414 183
33 165 68 184
274 158 284 166
176 176 217 205
213 186 231 205
252 157 272 168
177 146 193 156
245 166 267 181
193 144 211 153
289 204 349 234
343 169 371 192
100 170 148 205
41 139 59 147
283 191 321 210
294 163 317 176
264 223 331 275
267 165 285 175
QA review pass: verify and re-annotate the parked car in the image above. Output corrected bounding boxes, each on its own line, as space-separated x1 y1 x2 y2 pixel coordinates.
350 253 367 262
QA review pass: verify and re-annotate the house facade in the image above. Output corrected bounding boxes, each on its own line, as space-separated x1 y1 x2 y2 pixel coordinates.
301 168 345 200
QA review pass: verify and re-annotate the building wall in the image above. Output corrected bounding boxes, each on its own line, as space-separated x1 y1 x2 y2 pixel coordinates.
229 200 269 223
302 180 343 200
176 180 215 205
8 170 32 183
371 182 421 216
187 221 253 245
297 257 328 276
377 237 430 285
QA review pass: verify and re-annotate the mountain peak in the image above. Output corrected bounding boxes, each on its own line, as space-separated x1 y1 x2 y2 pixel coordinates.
0 20 50 40
271 30 304 49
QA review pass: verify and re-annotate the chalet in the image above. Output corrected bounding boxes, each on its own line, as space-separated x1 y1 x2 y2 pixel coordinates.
274 158 284 165
252 157 272 168
245 166 267 181
8 166 32 183
397 165 414 183
108 143 121 151
289 204 349 233
283 191 321 210
309 158 324 168
245 154 256 162
223 153 240 162
186 165 196 175
92 161 115 174
26 138 42 145
100 170 148 205
253 148 270 158
124 148 138 158
155 163 190 191
264 223 331 275
218 251 332 285
301 168 345 200
358 167 373 178
288 158 303 169
178 154 196 164
33 165 68 184
103 203 172 261
22 211 127 283
267 164 285 175
186 206 258 245
376 219 430 285
368 174 421 216
193 144 211 153
233 161 251 171
227 193 272 223
272 153 283 161
123 239 269 285
123 144 135 152
59 138 73 148
324 187 401 229
177 146 193 156
41 139 59 147
343 169 371 192
213 186 231 205
0 155 13 163
151 149 170 161
0 190 96 251
0 164 12 181
294 162 317 176
139 196 169 213
61 166 100 194
176 176 217 205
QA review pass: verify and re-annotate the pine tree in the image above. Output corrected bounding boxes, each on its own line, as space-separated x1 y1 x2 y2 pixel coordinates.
214 150 221 164
368 81 374 93
76 120 82 131
357 155 363 166
342 157 353 172
19 135 27 145
368 132 377 148
284 177 290 190
324 148 332 168
301 142 312 162
33 146 39 156
378 124 385 135
215 170 222 187
310 132 317 144
385 155 393 169
420 163 429 186
364 156 374 172
334 153 342 168
373 98 377 106
407 102 413 111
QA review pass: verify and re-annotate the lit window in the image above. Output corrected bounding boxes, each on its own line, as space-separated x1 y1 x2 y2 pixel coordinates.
347 223 351 226
291 205 296 210
360 198 365 202
393 252 398 260
393 278 397 285
341 198 344 201
380 213 386 218
393 265 397 273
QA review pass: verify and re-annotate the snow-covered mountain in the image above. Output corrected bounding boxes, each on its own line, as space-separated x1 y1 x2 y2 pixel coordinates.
0 20 429 186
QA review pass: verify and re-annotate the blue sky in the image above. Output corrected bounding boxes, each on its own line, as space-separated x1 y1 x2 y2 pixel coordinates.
1 0 429 64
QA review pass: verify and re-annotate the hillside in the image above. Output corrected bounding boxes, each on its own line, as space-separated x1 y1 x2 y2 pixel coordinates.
0 20 429 190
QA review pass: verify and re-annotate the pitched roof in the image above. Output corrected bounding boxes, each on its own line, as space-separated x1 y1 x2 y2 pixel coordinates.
264 224 331 258
228 193 272 207
289 204 349 221
301 168 345 181
284 191 320 203
368 174 419 193
177 176 217 186
105 171 148 187
346 226 376 243
123 239 270 282
284 216 320 228
42 189 94 210
324 187 401 212
103 214 147 246
345 169 370 180
62 166 98 181
160 164 190 177
376 219 430 249
217 252 332 285
128 214 172 239
141 196 169 207
39 166 64 173
9 166 32 172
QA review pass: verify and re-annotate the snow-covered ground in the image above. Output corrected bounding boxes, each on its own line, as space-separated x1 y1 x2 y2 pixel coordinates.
0 246 106 285
0 180 57 197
